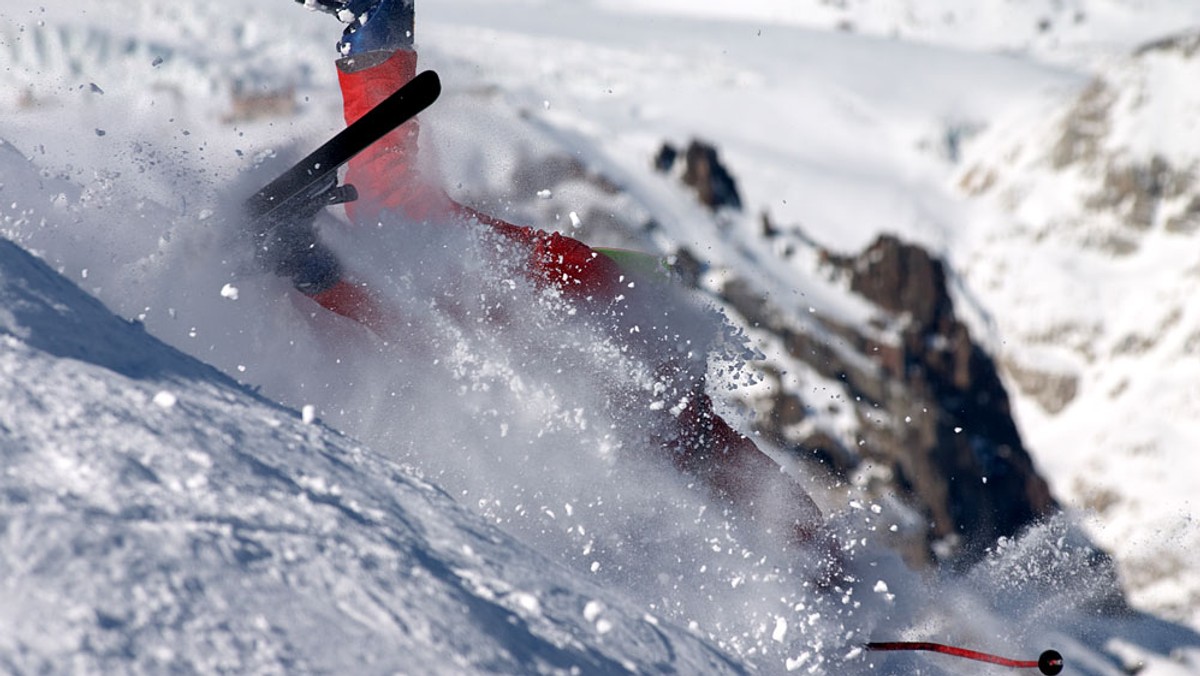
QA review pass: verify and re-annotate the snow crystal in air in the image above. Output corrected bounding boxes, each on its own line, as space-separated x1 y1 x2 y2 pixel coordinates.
772 617 788 643
301 404 317 425
510 591 541 616
152 391 177 409
220 283 239 301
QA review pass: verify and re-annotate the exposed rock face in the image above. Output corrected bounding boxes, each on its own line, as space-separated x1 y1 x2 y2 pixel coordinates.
655 140 743 211
719 235 1058 568
495 135 1066 572
842 236 1058 565
971 30 1200 251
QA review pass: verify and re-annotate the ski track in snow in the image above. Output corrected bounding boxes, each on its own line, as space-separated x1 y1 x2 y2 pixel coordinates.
2 0 1200 674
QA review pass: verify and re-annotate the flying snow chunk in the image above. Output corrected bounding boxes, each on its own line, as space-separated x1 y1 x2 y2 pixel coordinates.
302 405 317 425
153 391 177 409
220 284 239 301
510 592 541 616
584 601 613 635
772 617 788 643
873 580 895 602
584 600 604 622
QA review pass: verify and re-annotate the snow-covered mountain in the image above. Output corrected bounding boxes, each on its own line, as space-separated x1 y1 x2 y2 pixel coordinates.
958 28 1200 632
3 0 1200 673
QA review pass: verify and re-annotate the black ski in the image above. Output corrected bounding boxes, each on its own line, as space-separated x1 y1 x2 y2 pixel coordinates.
245 69 441 224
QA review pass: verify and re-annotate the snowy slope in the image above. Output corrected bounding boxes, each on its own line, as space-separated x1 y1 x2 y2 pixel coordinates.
3 0 1200 673
595 0 1200 63
0 236 746 674
956 31 1200 631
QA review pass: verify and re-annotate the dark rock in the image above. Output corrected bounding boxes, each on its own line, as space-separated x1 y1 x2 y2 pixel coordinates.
653 143 678 173
667 247 705 289
656 139 743 211
721 234 1059 569
843 235 1058 567
682 140 742 211
1134 30 1200 57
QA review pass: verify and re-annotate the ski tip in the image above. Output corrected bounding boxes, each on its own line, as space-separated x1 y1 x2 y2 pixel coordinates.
415 69 441 97
1038 649 1064 675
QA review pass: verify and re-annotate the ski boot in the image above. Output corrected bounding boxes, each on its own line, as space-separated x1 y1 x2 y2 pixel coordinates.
295 0 415 56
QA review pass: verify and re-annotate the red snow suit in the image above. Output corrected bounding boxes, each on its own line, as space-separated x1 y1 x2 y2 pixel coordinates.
303 49 827 551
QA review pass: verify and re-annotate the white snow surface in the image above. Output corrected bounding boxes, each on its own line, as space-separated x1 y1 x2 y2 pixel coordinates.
2 0 1200 674
0 237 749 675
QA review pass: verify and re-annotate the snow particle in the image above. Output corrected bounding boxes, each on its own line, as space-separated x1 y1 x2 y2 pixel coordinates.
302 405 317 425
873 579 896 603
583 600 612 633
220 283 239 301
772 616 788 643
511 592 541 616
785 652 811 671
536 189 553 200
153 391 177 409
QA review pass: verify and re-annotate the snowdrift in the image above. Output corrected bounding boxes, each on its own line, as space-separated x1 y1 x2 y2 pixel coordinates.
0 237 744 674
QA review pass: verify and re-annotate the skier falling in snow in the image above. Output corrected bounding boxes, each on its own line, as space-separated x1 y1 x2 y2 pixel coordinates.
262 0 836 574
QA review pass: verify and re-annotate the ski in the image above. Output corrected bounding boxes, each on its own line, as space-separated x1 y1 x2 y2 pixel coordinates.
244 69 441 225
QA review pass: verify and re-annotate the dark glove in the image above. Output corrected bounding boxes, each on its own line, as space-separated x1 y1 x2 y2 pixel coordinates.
251 174 348 295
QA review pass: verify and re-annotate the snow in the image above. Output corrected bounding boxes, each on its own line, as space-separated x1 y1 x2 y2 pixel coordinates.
2 0 1200 673
0 237 747 674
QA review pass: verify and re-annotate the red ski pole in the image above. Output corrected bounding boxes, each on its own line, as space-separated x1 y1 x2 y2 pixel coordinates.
866 642 1063 674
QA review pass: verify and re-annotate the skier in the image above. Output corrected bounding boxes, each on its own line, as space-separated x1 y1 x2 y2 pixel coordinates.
268 0 833 564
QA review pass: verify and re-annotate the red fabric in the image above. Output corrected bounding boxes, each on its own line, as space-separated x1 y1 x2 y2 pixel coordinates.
307 279 390 334
334 49 621 303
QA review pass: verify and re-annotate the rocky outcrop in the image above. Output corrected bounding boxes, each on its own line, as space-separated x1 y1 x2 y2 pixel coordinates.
843 236 1057 565
970 30 1200 251
655 139 743 211
500 136 1066 572
719 235 1058 568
